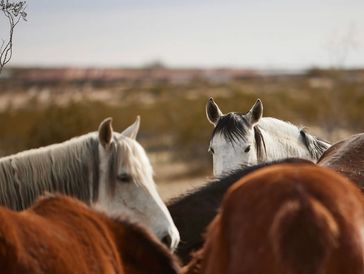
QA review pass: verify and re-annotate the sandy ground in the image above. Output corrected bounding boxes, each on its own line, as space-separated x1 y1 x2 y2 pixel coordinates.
158 176 209 202
150 153 211 201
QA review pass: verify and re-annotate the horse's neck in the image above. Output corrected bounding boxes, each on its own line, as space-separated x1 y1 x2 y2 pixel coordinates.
0 133 98 209
257 118 312 160
168 177 237 263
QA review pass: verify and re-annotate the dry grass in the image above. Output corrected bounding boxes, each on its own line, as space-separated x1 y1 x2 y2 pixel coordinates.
0 68 363 197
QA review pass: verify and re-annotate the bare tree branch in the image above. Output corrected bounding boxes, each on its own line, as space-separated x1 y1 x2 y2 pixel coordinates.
0 0 27 75
0 40 5 52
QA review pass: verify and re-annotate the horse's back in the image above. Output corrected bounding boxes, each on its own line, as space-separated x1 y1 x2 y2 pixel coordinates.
318 133 364 190
0 195 180 274
187 164 364 274
0 196 124 274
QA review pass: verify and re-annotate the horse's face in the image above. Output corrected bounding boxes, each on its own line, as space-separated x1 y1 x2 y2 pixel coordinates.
209 128 258 176
96 117 180 251
206 98 263 176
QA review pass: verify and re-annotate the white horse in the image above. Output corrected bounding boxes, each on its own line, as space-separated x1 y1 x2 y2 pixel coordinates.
206 98 331 176
0 117 180 250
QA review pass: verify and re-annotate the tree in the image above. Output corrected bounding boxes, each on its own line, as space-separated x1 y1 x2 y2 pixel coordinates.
0 0 27 74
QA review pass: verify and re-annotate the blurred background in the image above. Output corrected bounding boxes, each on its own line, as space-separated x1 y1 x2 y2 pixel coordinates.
1 0 364 200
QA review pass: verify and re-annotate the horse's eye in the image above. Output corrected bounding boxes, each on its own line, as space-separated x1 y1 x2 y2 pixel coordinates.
117 173 132 183
244 146 251 153
209 147 215 154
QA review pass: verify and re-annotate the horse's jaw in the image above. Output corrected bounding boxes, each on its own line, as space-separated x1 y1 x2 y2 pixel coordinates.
96 141 180 251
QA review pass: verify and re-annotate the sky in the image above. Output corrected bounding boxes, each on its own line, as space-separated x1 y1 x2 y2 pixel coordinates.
1 0 364 69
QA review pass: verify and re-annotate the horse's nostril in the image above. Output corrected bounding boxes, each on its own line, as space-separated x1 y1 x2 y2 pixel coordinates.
161 234 172 249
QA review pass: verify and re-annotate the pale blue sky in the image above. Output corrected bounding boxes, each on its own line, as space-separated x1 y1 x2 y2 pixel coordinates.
2 0 364 69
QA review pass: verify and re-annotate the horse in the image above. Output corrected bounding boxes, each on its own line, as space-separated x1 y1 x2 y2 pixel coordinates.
0 194 180 274
0 116 179 250
318 133 364 191
168 158 313 264
183 163 364 274
206 97 330 175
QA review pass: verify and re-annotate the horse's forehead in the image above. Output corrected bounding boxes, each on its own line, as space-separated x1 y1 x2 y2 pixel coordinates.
211 112 253 145
115 137 153 177
210 132 251 149
210 133 228 145
116 136 142 156
211 126 253 147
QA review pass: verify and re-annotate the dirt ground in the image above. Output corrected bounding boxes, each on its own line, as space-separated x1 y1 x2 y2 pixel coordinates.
151 156 211 201
158 176 208 202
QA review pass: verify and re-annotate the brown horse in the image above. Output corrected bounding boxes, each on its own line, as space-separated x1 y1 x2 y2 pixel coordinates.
168 158 313 264
0 195 180 274
318 133 364 191
184 163 364 274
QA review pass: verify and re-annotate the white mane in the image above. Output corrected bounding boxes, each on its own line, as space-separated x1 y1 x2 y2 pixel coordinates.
0 133 100 210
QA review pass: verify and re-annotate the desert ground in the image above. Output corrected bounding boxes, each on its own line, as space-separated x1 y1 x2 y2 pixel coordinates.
1 67 364 200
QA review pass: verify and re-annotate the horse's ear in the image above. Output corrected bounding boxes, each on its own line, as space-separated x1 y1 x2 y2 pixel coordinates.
247 99 263 126
98 117 113 148
121 116 140 140
206 97 223 126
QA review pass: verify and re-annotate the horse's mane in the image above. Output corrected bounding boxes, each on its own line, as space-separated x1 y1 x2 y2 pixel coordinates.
0 134 102 210
256 118 331 161
209 158 314 197
211 112 267 160
300 129 330 161
211 113 250 144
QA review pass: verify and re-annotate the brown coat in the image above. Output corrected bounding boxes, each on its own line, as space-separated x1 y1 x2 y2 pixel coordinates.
318 133 364 191
0 195 180 274
184 164 364 274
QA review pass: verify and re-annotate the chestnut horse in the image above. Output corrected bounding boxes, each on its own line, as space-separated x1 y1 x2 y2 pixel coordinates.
0 195 180 274
318 133 364 191
184 164 364 274
168 158 313 264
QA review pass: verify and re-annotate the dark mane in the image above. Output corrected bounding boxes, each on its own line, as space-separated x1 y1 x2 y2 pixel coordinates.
212 158 313 190
211 113 250 143
300 129 330 160
211 112 267 160
168 157 313 263
254 126 266 161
